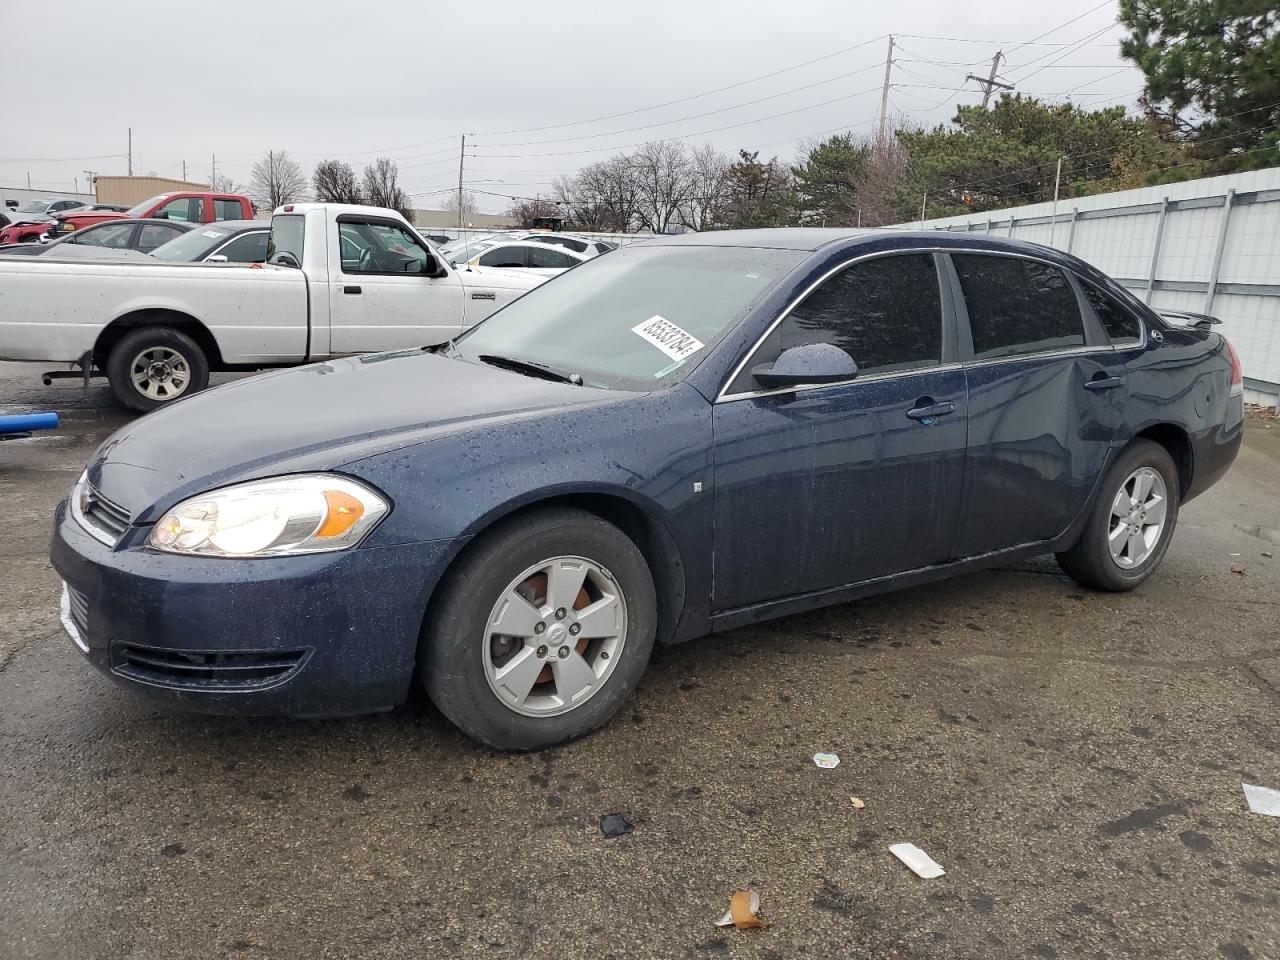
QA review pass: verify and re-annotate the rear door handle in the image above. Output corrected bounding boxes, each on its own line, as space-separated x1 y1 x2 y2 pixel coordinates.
343 285 362 295
1084 375 1123 391
906 400 956 421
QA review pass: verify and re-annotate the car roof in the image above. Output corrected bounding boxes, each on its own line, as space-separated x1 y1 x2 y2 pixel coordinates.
77 218 196 229
194 220 265 232
637 227 1083 259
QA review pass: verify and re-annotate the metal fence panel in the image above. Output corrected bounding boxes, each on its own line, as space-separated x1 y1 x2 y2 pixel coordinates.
908 166 1280 402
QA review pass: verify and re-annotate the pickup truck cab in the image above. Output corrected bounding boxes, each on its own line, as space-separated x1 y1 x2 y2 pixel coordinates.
49 191 254 238
0 203 545 411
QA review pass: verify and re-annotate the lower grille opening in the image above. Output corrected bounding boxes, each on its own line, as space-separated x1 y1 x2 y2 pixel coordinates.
66 584 90 636
113 644 308 690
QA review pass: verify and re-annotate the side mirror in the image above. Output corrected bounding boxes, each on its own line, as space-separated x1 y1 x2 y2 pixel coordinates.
420 253 449 278
752 342 858 389
205 254 229 263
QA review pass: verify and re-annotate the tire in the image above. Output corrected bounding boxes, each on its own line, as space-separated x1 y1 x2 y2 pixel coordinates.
1056 440 1180 591
422 507 657 750
105 326 210 413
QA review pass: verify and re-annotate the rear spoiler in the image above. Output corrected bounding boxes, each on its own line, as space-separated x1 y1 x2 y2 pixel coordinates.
1157 309 1222 330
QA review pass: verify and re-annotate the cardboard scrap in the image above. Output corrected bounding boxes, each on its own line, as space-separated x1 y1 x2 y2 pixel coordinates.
715 889 769 929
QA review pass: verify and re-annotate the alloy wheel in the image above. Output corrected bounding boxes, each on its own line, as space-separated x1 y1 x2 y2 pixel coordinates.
1108 466 1167 568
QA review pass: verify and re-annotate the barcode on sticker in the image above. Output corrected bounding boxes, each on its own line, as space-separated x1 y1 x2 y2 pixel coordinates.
631 315 704 362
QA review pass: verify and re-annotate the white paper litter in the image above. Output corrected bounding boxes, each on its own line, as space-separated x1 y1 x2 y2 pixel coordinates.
889 843 945 879
714 890 760 927
1243 782 1280 817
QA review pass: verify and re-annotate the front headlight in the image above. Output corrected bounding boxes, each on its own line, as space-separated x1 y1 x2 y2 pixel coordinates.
146 474 389 558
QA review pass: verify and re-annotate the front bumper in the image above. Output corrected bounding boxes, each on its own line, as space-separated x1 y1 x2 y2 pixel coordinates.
50 498 460 718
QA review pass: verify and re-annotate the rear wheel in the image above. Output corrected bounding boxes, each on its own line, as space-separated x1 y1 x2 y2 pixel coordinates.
422 508 656 750
1056 440 1179 591
105 327 209 413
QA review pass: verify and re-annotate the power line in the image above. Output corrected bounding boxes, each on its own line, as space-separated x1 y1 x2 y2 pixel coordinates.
474 34 890 137
0 152 127 163
1004 0 1115 59
1005 23 1122 82
477 61 886 149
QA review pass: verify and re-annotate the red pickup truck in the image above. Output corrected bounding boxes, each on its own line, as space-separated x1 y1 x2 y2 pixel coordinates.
48 192 254 238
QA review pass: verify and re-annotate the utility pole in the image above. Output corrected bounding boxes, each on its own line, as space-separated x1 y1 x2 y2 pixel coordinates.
877 35 895 145
967 51 1013 109
920 192 927 228
181 159 186 182
456 134 466 229
1049 156 1063 247
210 154 216 187
127 127 132 176
84 170 97 199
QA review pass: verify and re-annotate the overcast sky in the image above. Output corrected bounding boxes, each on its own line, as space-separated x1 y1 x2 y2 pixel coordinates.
1 0 1142 213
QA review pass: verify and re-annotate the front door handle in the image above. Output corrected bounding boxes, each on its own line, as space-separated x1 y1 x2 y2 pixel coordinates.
906 399 956 421
343 285 362 295
1084 375 1123 391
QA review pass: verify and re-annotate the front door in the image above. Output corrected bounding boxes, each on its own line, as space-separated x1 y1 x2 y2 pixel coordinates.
328 215 465 353
947 252 1127 557
711 252 969 611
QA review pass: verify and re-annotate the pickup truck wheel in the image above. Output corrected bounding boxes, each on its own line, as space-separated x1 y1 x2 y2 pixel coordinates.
421 507 657 750
106 327 210 413
1056 440 1180 591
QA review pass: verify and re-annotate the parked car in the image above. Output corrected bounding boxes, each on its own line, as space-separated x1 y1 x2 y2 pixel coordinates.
521 232 616 256
48 230 1243 749
48 191 254 237
460 240 590 276
148 220 269 264
0 197 88 243
0 218 193 257
440 233 507 264
421 233 452 245
0 203 547 411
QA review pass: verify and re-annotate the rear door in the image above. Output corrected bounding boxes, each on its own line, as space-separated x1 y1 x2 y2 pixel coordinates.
948 252 1127 557
328 214 466 352
711 252 968 610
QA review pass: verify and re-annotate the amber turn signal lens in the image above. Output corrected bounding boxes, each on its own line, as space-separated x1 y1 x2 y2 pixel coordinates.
316 490 365 539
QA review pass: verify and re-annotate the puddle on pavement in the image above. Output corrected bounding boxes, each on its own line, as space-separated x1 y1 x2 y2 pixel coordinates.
1234 524 1280 545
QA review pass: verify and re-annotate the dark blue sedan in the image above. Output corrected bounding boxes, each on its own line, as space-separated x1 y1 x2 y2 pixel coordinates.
51 230 1244 749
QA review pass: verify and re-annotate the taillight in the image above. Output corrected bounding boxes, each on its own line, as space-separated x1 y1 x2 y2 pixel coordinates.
1225 336 1243 396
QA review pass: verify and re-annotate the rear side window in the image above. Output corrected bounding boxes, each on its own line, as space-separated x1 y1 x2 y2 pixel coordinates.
754 253 943 380
528 246 576 269
1081 281 1141 344
212 198 243 220
954 255 1084 360
137 222 183 253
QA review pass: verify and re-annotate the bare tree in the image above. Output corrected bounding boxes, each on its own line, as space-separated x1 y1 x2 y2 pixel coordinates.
851 133 909 227
312 159 363 204
506 198 562 228
631 140 695 234
250 150 306 210
442 188 478 216
209 171 244 194
680 144 731 231
362 158 412 219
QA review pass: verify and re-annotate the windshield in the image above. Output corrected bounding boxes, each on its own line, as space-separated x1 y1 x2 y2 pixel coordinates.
149 225 231 261
454 244 801 391
125 194 169 217
15 200 50 214
446 239 498 264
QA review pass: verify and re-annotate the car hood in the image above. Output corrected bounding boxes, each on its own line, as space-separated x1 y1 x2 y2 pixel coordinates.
4 214 53 226
58 210 125 222
87 350 624 521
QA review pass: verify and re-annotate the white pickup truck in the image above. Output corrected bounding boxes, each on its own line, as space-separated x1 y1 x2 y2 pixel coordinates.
0 203 545 410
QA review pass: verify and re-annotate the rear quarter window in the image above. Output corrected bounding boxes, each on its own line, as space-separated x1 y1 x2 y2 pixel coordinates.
1080 281 1142 345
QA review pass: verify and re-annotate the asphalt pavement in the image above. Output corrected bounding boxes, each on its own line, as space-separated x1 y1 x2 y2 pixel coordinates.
2 361 1279 960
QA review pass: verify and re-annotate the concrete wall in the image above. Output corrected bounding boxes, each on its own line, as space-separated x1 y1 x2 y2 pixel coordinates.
908 167 1280 406
94 176 210 206
1 185 94 210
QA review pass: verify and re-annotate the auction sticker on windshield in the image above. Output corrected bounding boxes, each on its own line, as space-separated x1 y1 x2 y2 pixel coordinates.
631 315 705 362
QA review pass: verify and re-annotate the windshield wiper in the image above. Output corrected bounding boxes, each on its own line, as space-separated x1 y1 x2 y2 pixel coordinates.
478 354 584 385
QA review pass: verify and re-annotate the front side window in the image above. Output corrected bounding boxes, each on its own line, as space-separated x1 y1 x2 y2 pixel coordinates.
154 196 204 223
528 246 576 269
478 245 528 268
745 253 944 384
212 198 242 220
72 222 134 248
338 220 429 274
455 245 800 391
953 254 1084 360
215 231 268 263
138 222 184 252
1081 281 1141 344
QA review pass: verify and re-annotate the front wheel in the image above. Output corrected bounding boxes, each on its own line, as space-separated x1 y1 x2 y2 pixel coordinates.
105 326 210 413
1056 440 1180 591
422 508 657 750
